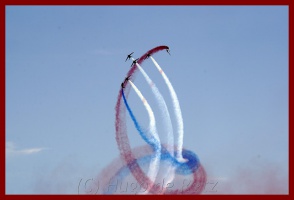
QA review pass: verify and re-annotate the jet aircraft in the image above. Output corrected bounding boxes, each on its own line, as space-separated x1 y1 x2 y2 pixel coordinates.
121 75 131 88
125 52 134 62
131 58 139 67
144 53 151 60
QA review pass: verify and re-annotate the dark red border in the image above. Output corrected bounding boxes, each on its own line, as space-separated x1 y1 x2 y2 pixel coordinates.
1 0 292 200
0 0 292 5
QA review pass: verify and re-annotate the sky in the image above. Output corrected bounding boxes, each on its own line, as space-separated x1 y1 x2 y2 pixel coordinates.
5 6 288 194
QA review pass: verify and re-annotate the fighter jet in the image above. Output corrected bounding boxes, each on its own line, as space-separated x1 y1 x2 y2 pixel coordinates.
125 52 134 62
144 53 151 60
124 75 131 83
131 58 139 67
121 75 131 88
166 48 171 55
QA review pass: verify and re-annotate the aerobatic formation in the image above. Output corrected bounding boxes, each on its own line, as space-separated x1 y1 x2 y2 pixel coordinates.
87 46 207 194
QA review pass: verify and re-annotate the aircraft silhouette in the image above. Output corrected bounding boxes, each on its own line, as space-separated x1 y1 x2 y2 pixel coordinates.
131 58 139 67
121 75 131 88
144 53 151 60
125 52 134 62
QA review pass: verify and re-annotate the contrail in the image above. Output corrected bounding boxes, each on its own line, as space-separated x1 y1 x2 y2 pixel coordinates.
127 80 161 191
150 56 185 162
132 58 175 187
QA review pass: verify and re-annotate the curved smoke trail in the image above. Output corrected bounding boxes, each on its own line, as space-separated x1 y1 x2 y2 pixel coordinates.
150 56 185 162
126 80 161 190
121 89 157 150
114 46 174 193
91 145 206 194
132 58 174 155
134 60 175 185
127 80 161 149
90 45 208 194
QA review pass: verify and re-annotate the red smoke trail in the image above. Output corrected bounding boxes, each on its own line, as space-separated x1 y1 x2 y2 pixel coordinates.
113 46 206 194
115 46 169 193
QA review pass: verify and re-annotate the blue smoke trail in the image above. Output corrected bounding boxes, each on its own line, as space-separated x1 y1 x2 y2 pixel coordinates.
121 89 159 152
103 148 200 194
121 89 200 173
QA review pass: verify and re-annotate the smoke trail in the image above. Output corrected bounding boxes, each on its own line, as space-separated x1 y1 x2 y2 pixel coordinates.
110 46 206 194
121 89 160 152
150 56 185 162
133 60 175 186
124 81 161 191
114 46 171 193
90 146 205 194
127 80 161 154
131 58 174 155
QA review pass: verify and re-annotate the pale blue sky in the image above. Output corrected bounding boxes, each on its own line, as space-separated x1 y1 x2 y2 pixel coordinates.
6 6 288 194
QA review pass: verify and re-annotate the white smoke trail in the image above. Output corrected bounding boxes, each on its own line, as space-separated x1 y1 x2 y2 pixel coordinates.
128 80 161 192
150 56 185 162
131 58 174 154
133 59 175 187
